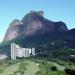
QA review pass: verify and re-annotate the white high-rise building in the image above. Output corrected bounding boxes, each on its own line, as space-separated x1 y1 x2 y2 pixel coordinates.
32 48 35 55
22 48 26 57
11 43 16 60
11 43 35 60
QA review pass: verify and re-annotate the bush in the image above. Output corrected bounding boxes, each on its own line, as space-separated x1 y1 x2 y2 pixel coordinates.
36 71 42 75
0 65 4 73
51 66 57 71
18 61 27 75
65 68 75 75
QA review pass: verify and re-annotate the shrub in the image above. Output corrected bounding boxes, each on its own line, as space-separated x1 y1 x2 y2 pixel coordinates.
0 65 4 73
18 61 27 75
65 68 75 75
65 68 71 74
51 66 57 71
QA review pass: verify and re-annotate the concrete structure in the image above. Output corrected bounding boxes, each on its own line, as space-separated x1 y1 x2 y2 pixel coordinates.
11 43 35 60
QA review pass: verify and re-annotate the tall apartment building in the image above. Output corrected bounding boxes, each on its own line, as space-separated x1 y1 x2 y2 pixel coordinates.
11 43 35 60
11 43 16 60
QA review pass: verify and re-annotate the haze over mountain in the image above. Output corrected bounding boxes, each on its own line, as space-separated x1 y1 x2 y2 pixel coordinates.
3 11 68 42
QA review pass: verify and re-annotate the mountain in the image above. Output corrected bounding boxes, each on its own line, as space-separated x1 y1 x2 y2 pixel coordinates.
0 11 75 57
3 11 68 41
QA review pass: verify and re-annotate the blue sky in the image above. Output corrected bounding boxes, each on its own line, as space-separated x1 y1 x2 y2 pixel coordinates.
0 0 75 42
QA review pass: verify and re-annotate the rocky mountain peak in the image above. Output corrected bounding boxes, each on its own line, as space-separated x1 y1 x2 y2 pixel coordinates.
10 19 23 26
3 11 68 42
30 10 44 16
54 21 68 31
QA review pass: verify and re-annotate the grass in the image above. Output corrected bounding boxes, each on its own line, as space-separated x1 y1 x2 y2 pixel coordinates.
36 60 66 75
0 60 39 75
0 62 20 75
50 62 65 70
1 59 75 75
25 61 39 75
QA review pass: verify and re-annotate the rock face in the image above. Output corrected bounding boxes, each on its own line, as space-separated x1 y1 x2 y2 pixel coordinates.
3 11 68 41
3 19 23 41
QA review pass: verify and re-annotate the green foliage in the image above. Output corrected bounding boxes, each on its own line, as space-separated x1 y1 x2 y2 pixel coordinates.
0 65 4 73
0 59 20 74
36 60 66 75
56 60 69 66
51 66 57 71
64 68 75 75
5 59 18 66
37 60 53 75
18 61 27 75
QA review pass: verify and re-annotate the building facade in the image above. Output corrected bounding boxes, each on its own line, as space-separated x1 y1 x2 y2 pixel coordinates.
11 43 35 60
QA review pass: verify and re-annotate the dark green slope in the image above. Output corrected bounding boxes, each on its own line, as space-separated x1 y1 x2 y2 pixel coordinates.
0 31 74 57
